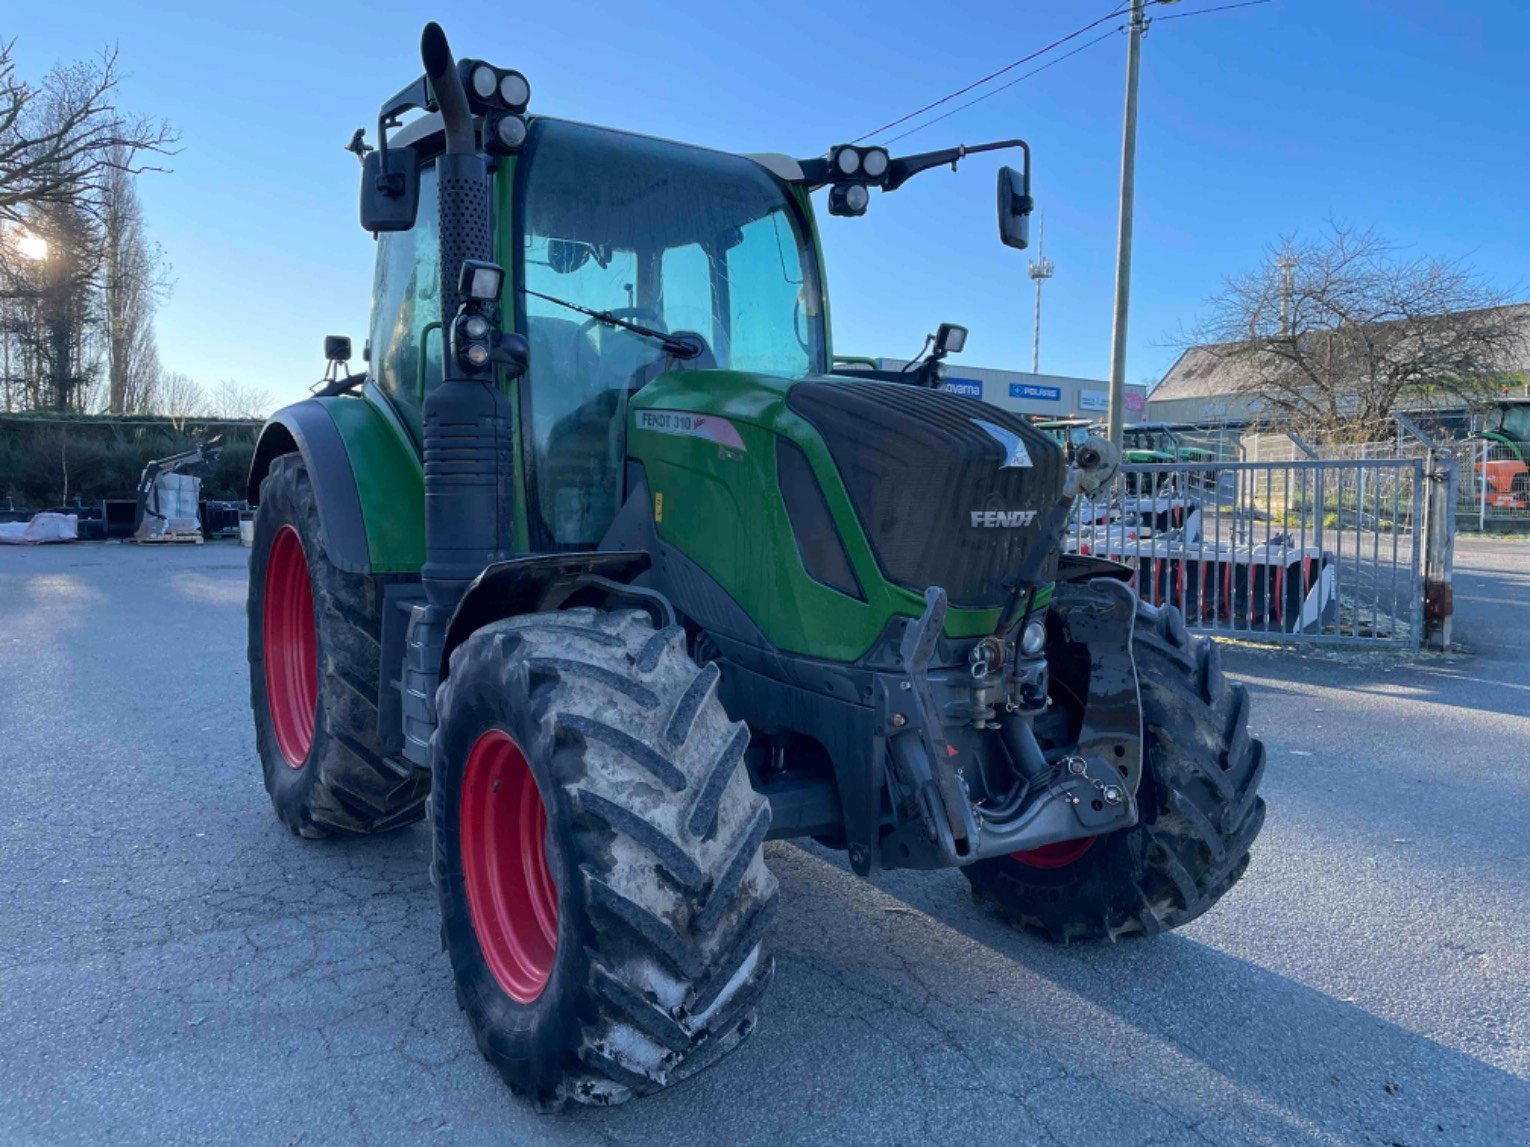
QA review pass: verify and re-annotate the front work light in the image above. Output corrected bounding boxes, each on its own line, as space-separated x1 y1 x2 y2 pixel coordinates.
498 71 531 111
458 259 504 302
470 64 497 100
1020 618 1047 657
861 146 889 178
458 60 533 115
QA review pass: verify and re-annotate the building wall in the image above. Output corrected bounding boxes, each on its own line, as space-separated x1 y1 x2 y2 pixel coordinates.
874 360 1148 420
1145 393 1264 425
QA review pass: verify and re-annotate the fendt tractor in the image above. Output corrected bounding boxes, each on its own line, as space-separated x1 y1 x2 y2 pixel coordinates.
246 24 1267 1108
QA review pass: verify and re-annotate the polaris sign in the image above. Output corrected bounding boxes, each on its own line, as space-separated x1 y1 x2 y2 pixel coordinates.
944 377 983 399
1009 383 1061 402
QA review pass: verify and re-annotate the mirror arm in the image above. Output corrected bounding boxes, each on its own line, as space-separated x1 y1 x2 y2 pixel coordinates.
883 138 1027 191
372 76 432 196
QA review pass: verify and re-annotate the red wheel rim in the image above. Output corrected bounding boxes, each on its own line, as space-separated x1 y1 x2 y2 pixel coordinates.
262 525 318 768
459 729 559 1003
1011 836 1096 869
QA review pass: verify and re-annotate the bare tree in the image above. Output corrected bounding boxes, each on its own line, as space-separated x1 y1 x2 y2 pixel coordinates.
99 145 169 412
1 197 104 410
1188 223 1528 440
0 39 178 228
210 378 273 420
156 370 208 428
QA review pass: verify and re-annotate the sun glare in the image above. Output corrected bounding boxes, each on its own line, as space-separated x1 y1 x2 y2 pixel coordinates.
16 232 49 261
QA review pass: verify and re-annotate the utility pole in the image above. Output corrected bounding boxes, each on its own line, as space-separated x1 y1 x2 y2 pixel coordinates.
1107 0 1169 445
1276 253 1297 335
1027 214 1054 374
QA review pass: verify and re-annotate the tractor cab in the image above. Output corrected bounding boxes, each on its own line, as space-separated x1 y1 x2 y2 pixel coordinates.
1470 398 1530 508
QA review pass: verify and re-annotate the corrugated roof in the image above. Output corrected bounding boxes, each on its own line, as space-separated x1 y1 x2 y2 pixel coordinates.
1152 302 1530 402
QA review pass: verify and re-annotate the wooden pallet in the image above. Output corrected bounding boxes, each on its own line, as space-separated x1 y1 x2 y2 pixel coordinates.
128 532 204 545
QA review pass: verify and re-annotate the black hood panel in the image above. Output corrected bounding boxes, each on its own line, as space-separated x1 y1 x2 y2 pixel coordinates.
787 379 1065 609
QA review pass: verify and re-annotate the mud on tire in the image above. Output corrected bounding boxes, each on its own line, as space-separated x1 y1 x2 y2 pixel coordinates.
247 453 430 836
431 608 778 1109
964 598 1266 942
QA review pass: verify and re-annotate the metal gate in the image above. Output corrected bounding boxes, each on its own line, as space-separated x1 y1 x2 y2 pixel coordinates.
1066 458 1428 647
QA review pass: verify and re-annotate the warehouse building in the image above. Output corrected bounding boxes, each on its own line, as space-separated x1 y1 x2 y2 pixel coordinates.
867 359 1148 421
1148 303 1530 428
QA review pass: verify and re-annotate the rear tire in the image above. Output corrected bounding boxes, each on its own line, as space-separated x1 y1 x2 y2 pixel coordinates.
247 453 429 836
432 608 777 1109
963 599 1266 942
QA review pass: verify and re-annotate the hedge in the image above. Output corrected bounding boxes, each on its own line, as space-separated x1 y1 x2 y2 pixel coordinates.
0 414 262 509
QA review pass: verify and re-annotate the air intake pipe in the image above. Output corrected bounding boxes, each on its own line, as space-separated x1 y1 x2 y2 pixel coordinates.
418 21 514 609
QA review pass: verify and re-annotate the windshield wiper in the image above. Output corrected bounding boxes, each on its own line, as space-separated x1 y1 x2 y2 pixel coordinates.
517 287 702 360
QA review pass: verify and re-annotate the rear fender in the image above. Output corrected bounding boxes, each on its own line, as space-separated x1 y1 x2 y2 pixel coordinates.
247 387 424 575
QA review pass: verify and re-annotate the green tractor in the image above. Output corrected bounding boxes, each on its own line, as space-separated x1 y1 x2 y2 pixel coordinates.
246 24 1266 1109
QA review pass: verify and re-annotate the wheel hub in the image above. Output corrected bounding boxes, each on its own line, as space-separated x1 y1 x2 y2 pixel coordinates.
263 525 318 767
1011 836 1096 869
460 729 559 1003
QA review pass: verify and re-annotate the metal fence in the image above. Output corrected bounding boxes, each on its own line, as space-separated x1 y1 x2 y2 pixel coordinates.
1067 457 1427 647
1450 439 1530 529
1244 430 1528 530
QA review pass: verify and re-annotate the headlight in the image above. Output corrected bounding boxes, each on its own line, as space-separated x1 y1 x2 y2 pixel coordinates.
463 314 490 340
862 147 889 178
1020 618 1047 656
471 64 498 100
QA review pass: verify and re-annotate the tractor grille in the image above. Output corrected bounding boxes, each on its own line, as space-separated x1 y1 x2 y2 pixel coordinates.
787 380 1064 609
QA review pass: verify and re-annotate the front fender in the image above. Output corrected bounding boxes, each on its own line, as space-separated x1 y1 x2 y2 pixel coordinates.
440 551 656 678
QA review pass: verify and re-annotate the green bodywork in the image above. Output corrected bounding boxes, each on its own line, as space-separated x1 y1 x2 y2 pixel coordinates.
628 370 1005 661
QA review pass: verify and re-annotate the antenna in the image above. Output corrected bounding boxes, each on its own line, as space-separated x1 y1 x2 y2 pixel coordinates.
1026 213 1055 374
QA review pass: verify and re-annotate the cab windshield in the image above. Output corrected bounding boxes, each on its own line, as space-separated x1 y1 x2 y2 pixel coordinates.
517 118 826 547
1500 405 1530 441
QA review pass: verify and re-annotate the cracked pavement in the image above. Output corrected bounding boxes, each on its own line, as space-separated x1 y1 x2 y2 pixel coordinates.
0 540 1526 1145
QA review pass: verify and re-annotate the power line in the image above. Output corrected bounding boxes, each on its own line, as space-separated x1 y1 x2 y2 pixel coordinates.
882 32 1118 146
1153 0 1272 22
851 3 1137 144
853 0 1274 149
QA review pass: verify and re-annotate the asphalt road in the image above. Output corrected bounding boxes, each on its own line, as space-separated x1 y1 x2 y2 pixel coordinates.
0 538 1525 1146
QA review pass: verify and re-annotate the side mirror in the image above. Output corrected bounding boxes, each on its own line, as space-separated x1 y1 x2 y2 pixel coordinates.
997 165 1032 251
496 332 530 381
360 148 420 233
324 335 352 363
547 239 595 275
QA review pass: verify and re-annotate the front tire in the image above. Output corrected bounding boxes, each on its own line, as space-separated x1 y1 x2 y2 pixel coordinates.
432 608 778 1109
247 453 429 836
964 600 1266 942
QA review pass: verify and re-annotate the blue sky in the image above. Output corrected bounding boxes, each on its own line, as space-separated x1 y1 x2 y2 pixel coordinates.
6 1 1527 409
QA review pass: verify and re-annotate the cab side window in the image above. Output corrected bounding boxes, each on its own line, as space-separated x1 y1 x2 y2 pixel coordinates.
369 165 440 442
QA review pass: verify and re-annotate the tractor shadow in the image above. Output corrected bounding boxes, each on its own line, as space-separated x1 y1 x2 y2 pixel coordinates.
570 841 1530 1146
